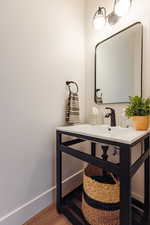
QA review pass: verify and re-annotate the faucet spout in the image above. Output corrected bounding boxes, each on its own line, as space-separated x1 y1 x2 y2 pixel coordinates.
105 107 116 127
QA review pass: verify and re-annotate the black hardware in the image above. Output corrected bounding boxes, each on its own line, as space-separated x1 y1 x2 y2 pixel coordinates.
91 142 96 157
101 145 109 176
93 6 106 23
63 139 85 147
105 107 116 127
130 150 149 177
66 81 79 94
56 130 150 225
56 131 62 213
120 144 132 225
60 144 120 175
144 137 150 220
101 145 109 161
96 89 103 104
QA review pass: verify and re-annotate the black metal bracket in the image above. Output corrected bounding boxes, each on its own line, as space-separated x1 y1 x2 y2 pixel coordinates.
66 81 79 94
56 130 150 225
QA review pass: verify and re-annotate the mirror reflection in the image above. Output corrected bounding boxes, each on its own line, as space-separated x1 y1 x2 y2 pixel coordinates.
95 22 143 104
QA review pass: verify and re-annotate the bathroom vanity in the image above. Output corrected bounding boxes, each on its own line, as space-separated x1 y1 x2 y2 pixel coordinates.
56 21 148 225
56 124 150 225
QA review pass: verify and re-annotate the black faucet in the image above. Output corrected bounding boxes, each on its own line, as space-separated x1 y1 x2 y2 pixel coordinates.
105 107 116 127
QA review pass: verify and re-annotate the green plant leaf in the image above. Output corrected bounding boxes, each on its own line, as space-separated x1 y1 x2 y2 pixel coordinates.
125 96 150 118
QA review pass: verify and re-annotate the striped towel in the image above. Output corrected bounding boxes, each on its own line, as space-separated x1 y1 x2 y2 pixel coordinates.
66 92 80 125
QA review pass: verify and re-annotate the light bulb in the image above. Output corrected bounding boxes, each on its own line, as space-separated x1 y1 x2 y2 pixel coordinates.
93 14 106 31
115 0 131 17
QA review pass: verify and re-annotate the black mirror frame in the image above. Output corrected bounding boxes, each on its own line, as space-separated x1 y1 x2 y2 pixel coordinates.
94 22 143 105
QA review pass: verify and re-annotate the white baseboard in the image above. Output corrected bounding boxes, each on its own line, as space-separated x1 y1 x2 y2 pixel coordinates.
132 191 144 203
0 169 144 225
0 169 83 225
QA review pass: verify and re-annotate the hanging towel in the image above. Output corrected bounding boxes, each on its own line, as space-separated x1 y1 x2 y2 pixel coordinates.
66 91 80 125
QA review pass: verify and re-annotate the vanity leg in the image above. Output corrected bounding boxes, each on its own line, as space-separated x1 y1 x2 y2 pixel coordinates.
56 131 62 213
120 145 132 225
91 142 96 157
144 137 150 220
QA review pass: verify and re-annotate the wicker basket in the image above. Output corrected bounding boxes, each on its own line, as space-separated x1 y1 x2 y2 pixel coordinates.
82 164 120 225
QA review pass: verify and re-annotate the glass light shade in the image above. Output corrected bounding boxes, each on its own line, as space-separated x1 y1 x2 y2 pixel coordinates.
115 0 131 17
93 14 106 31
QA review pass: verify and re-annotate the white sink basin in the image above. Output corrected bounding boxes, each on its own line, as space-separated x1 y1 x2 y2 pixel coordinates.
57 124 150 144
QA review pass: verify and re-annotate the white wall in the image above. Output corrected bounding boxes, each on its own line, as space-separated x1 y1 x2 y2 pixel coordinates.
0 0 85 224
85 0 150 202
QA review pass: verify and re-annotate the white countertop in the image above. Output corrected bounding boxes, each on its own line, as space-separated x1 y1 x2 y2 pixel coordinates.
57 124 150 145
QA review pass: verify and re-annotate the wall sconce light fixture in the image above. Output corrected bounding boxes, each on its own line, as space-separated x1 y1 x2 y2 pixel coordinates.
115 0 131 16
93 7 106 30
93 0 132 30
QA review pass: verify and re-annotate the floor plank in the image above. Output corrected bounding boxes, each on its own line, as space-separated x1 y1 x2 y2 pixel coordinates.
23 205 71 225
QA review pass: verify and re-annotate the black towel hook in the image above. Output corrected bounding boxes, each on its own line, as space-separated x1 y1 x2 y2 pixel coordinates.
66 81 79 94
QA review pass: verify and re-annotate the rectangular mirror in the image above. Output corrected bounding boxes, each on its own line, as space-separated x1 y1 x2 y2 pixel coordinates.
95 22 143 104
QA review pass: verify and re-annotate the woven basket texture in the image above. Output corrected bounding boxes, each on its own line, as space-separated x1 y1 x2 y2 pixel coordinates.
82 198 120 225
83 164 120 203
82 164 120 225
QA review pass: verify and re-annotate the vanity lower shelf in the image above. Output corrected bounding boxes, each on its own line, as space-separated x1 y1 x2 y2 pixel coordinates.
61 185 148 225
56 126 150 225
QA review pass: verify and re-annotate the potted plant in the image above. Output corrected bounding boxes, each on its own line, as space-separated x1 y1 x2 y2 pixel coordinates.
125 96 150 131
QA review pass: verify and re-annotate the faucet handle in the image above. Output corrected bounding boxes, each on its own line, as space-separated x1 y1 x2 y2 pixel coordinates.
105 107 115 114
105 107 116 127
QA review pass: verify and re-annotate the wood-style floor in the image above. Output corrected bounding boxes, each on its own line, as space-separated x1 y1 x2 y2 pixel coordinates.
23 205 71 225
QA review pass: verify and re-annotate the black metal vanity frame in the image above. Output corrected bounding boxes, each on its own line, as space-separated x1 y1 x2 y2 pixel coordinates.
56 130 150 225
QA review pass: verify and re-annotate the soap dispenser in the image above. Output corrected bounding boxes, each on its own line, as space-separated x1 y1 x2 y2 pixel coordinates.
90 107 99 125
89 107 103 125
